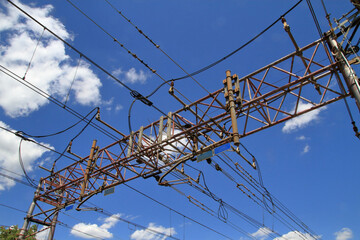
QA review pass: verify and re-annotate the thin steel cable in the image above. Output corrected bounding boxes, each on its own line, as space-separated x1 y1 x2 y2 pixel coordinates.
23 27 45 80
64 0 194 106
305 0 323 38
18 138 37 187
0 172 36 189
64 55 82 106
0 64 119 141
169 0 304 81
6 0 156 109
103 0 212 95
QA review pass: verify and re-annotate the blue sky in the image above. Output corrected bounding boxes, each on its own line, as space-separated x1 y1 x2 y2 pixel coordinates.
0 0 359 239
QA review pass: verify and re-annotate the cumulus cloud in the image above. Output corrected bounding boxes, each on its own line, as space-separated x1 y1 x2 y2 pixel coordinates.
282 101 326 133
251 227 272 240
0 0 102 117
0 121 52 191
112 67 149 84
335 228 353 240
274 231 319 240
302 144 310 154
71 213 121 239
296 135 306 140
130 223 175 240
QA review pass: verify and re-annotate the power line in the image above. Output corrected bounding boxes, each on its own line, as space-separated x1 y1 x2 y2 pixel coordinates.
18 139 37 188
0 172 36 189
63 0 196 111
0 124 79 164
305 0 323 39
0 203 111 240
6 0 157 117
0 64 120 141
104 0 212 95
170 0 304 81
123 183 234 240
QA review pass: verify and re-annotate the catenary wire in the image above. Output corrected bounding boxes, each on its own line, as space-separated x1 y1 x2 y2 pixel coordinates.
211 159 311 240
64 55 82 106
217 154 317 237
1 124 233 239
169 0 304 81
305 0 323 39
123 183 234 240
18 139 37 188
0 64 119 141
63 0 196 110
4 1 322 238
0 203 110 240
6 0 159 116
0 172 37 189
6 0 197 140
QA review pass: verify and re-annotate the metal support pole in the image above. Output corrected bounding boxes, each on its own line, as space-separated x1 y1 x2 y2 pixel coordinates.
80 140 97 201
225 70 240 146
47 210 59 240
19 181 42 240
327 32 360 111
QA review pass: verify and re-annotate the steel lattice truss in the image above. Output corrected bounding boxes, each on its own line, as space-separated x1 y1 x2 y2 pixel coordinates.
29 35 349 226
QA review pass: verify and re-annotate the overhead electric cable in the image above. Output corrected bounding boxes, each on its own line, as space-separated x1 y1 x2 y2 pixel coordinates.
104 0 212 95
305 0 323 39
0 172 36 189
63 0 195 109
0 64 119 141
23 27 45 80
0 125 79 164
6 0 156 112
218 154 317 237
0 203 110 240
20 107 99 139
123 183 234 240
18 138 37 188
64 55 82 106
78 204 181 240
169 0 304 81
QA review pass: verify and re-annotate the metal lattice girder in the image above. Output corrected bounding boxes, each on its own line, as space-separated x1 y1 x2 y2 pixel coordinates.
31 36 349 224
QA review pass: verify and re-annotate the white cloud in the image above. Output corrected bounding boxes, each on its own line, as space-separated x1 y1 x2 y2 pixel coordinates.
115 104 123 112
100 214 121 229
0 0 102 117
251 227 272 240
0 121 52 191
71 213 121 239
274 231 318 240
112 67 149 84
130 223 175 240
296 135 306 140
302 144 310 154
335 228 353 240
71 223 113 239
282 101 326 133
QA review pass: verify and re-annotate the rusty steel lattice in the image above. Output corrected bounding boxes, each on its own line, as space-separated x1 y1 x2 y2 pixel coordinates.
26 33 351 228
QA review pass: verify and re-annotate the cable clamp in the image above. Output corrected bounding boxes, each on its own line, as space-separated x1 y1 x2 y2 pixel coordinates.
130 90 153 106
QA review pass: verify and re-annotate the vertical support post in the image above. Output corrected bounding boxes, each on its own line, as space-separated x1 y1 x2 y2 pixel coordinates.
19 181 42 240
138 127 144 151
47 210 59 240
127 132 134 157
167 112 173 139
80 140 97 201
225 70 240 146
327 32 360 111
158 116 164 143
